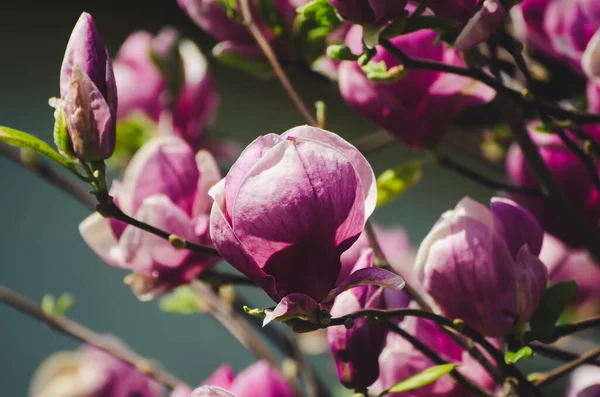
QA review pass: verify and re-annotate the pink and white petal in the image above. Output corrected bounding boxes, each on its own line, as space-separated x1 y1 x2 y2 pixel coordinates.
122 136 199 215
190 386 237 397
280 126 377 218
491 197 544 257
209 180 279 300
170 385 194 397
325 267 405 302
223 134 281 219
117 195 197 273
79 213 122 268
203 365 235 389
193 149 222 217
515 245 548 324
230 361 294 397
263 293 320 326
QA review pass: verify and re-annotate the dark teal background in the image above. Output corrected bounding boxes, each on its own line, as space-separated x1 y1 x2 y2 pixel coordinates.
0 1 563 395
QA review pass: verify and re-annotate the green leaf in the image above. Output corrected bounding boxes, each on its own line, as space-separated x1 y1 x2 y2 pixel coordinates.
362 23 387 49
505 346 534 365
376 161 423 206
41 293 74 317
213 43 274 79
294 0 342 64
533 124 553 134
49 98 75 159
296 0 341 28
382 364 456 395
110 115 155 169
326 44 359 61
361 61 406 82
528 280 578 343
159 286 199 315
0 126 84 180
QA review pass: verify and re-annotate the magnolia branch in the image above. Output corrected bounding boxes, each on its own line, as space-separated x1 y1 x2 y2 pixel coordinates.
534 347 600 387
238 0 318 127
0 285 184 389
531 342 600 368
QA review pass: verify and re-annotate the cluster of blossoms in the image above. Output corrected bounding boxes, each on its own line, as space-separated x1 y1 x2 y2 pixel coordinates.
4 0 600 396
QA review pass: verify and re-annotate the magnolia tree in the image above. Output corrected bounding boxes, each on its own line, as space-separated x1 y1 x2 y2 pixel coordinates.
4 0 600 396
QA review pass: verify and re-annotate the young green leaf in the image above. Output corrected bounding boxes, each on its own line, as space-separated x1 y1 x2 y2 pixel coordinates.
376 160 423 206
528 280 578 343
505 346 534 365
0 126 85 180
212 44 274 79
159 286 200 315
381 363 456 395
41 293 75 317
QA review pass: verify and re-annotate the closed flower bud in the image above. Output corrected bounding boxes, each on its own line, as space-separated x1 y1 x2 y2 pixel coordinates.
209 126 376 303
415 197 548 337
29 340 162 397
506 123 600 247
567 366 600 397
113 29 219 149
453 0 506 51
60 13 117 161
328 248 408 389
329 0 406 25
79 136 221 300
338 26 495 149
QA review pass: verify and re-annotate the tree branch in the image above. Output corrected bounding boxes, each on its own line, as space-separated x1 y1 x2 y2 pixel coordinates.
534 347 600 387
531 342 600 367
239 0 318 127
0 285 184 389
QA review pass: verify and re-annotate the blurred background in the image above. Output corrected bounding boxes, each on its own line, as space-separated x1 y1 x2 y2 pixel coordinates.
0 1 562 395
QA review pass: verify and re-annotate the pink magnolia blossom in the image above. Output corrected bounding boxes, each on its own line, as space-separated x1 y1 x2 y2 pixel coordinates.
338 26 495 149
506 123 600 247
79 136 221 299
415 197 548 337
58 12 117 161
113 28 219 149
567 366 600 397
30 340 162 397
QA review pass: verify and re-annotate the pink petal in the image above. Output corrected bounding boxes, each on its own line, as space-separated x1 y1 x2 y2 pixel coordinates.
190 386 237 397
122 136 199 215
263 293 319 326
230 361 294 397
232 138 365 301
280 126 377 218
491 197 544 257
209 179 279 300
515 245 548 324
79 213 122 268
203 365 235 389
192 149 222 217
325 266 405 302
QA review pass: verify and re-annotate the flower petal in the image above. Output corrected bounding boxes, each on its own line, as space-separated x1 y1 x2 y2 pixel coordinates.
230 361 294 397
193 149 222 217
263 293 319 326
190 386 237 397
325 266 405 302
491 197 544 257
79 212 122 267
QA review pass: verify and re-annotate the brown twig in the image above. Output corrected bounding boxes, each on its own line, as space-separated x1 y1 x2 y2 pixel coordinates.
534 347 600 387
239 0 318 127
0 285 184 389
531 342 600 367
0 142 96 210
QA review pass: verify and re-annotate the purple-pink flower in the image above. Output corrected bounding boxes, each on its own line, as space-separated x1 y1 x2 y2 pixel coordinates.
79 136 221 300
178 0 307 60
506 123 600 247
415 197 548 337
371 318 496 396
567 366 600 397
58 12 117 161
30 341 162 397
512 0 599 72
113 28 219 149
329 0 406 25
188 361 293 397
338 26 495 149
540 233 600 313
209 126 377 303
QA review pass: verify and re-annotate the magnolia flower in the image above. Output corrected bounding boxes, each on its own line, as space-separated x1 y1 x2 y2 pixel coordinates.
210 126 403 322
415 197 548 337
57 12 117 161
29 341 162 397
506 123 600 247
338 26 495 149
113 28 219 148
80 136 221 299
